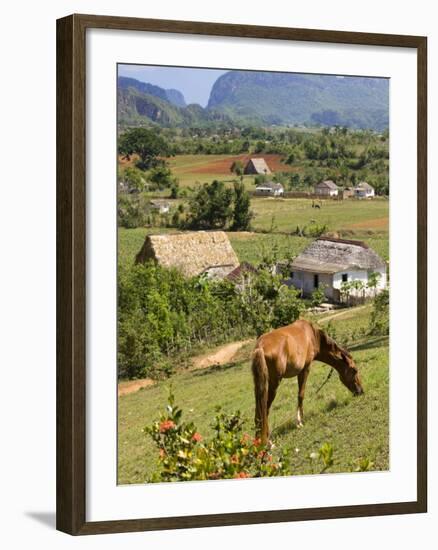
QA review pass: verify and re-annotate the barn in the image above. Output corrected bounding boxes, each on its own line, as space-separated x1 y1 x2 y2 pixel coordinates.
314 180 339 197
288 237 387 302
135 231 240 279
244 158 272 175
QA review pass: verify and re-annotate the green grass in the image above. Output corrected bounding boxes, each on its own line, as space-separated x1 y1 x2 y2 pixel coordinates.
118 305 389 484
251 197 389 229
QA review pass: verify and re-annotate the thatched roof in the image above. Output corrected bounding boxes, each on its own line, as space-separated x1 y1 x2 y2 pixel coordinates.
135 231 239 278
291 237 386 274
244 158 272 174
315 180 339 190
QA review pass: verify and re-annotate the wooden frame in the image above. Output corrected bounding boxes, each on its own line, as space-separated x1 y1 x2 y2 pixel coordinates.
56 13 427 535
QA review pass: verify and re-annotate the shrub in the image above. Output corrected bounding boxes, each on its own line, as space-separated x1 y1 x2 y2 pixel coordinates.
368 289 389 336
118 263 252 379
144 392 290 482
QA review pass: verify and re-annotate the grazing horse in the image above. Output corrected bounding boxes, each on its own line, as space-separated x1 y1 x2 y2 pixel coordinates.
251 319 363 443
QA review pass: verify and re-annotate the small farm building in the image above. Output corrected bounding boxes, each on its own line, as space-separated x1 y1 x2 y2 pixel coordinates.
135 231 239 279
288 237 387 302
149 200 170 214
244 158 272 175
255 182 284 197
342 187 355 199
314 180 339 197
355 181 375 199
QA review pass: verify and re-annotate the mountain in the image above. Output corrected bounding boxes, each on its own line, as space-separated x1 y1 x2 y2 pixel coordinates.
117 73 389 131
207 71 389 130
118 76 186 107
118 77 233 128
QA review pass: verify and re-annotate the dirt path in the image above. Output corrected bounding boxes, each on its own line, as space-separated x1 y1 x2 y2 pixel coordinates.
118 339 253 397
318 305 367 323
190 339 253 370
118 378 155 397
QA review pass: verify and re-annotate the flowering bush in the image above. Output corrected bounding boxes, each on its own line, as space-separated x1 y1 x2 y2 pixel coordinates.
144 391 289 482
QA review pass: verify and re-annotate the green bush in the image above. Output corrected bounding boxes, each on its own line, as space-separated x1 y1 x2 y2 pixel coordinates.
118 263 251 379
144 392 289 482
368 289 389 335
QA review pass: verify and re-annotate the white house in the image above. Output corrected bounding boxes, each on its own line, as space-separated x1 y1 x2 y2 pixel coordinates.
314 180 339 197
255 182 284 197
288 237 387 303
355 181 375 199
149 200 170 214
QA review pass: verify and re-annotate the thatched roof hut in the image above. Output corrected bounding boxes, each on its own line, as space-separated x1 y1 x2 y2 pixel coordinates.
244 158 272 175
135 231 239 278
291 237 386 274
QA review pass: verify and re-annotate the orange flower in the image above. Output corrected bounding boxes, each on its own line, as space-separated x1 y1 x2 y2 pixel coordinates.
192 432 202 443
234 471 251 479
240 433 250 444
159 420 176 433
159 448 166 459
230 454 239 464
252 437 262 447
257 450 266 459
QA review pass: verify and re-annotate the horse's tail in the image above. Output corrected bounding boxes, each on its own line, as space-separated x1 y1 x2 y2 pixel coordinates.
251 346 269 444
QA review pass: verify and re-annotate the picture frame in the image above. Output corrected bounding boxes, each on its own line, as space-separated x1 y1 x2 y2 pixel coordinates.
56 13 427 535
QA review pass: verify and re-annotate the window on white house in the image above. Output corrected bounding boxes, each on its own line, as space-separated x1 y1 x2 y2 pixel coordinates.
314 274 319 288
342 273 348 283
290 271 294 278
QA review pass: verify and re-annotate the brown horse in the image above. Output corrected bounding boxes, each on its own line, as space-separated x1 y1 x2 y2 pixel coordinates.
252 319 364 443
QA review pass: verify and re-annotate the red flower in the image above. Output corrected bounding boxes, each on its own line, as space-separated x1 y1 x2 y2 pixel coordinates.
240 433 250 444
252 437 262 447
159 420 176 433
159 448 166 459
257 450 267 459
234 472 251 479
192 432 202 443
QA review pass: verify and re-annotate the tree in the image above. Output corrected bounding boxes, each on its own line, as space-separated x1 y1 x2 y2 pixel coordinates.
230 160 244 181
119 166 146 192
118 128 172 170
231 180 253 231
367 271 381 297
148 165 176 190
187 180 233 229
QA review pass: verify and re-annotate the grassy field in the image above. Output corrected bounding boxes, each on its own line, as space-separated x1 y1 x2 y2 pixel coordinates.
118 304 389 484
118 194 389 266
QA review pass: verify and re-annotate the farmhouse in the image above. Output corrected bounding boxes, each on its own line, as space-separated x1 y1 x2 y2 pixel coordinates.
355 181 375 199
244 158 272 175
149 200 170 214
288 237 387 302
314 180 339 197
135 231 239 279
254 181 284 197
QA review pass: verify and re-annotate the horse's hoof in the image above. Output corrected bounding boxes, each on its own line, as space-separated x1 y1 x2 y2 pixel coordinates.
296 422 304 429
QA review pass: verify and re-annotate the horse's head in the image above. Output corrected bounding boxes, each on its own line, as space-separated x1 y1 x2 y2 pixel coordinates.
335 348 364 396
316 328 364 396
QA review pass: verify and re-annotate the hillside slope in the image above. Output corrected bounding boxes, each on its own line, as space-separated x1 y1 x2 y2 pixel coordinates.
208 71 389 130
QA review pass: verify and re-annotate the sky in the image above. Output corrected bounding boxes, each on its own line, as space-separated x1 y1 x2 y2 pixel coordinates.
118 65 227 107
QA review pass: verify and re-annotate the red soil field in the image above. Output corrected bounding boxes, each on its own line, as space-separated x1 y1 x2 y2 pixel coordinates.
184 154 295 175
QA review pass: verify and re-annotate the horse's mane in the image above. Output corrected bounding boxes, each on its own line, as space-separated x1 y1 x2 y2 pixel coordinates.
313 323 352 358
